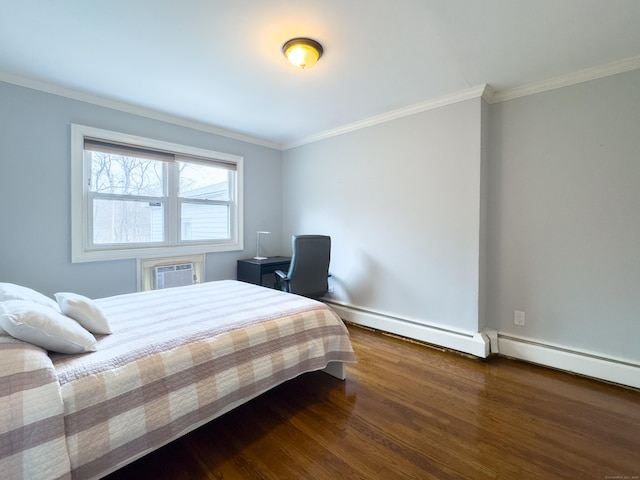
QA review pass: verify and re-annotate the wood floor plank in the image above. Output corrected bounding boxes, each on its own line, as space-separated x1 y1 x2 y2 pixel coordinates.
105 324 640 480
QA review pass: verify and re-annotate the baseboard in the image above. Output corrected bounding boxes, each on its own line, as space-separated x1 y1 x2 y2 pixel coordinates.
325 302 490 358
496 333 640 389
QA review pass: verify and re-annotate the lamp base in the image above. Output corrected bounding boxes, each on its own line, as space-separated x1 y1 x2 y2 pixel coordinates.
253 256 268 260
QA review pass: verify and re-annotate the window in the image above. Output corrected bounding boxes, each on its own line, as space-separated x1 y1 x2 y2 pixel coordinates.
71 125 243 262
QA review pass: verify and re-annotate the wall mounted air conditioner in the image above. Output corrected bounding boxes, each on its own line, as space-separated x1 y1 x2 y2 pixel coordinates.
154 263 195 289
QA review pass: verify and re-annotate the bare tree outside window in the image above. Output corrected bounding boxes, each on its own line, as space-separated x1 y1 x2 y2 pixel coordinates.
90 152 165 245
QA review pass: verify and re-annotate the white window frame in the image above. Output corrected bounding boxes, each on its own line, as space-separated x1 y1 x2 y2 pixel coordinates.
71 124 244 263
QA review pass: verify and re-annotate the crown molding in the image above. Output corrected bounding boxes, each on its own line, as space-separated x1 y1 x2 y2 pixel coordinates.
4 53 640 151
284 55 640 149
0 72 282 150
283 84 489 150
486 54 640 104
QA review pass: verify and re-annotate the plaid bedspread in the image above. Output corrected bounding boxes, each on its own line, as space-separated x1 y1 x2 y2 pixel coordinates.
49 280 355 479
0 336 71 480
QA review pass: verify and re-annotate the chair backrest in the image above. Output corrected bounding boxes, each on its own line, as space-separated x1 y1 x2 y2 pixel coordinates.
286 235 331 298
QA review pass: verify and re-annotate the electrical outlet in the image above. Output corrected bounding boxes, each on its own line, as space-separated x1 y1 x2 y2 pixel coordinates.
514 310 526 326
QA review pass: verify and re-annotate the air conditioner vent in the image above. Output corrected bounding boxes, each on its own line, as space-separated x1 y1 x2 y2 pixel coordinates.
154 263 195 289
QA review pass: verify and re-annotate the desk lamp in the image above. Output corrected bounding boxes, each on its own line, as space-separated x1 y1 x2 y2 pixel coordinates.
254 231 271 260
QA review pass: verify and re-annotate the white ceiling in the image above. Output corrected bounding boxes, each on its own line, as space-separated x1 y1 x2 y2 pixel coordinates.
1 0 639 148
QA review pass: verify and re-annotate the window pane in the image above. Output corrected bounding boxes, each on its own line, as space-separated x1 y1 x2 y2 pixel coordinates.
93 198 164 244
90 152 164 196
179 162 230 201
181 203 229 241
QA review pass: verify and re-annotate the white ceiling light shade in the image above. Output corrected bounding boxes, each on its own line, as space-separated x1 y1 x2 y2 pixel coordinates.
282 37 323 69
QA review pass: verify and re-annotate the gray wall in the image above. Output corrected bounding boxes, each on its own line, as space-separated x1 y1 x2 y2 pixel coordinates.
486 69 640 362
0 81 282 299
283 98 484 334
283 68 640 363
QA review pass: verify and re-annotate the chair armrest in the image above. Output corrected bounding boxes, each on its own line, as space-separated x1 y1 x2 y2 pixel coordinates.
274 269 290 292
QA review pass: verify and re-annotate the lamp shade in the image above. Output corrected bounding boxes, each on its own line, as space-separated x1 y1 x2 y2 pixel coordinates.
282 38 323 69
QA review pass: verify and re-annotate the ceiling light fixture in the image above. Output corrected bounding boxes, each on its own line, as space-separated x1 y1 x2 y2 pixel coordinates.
282 37 323 69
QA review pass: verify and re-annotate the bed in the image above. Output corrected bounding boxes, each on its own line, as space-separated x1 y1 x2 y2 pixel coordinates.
0 280 356 480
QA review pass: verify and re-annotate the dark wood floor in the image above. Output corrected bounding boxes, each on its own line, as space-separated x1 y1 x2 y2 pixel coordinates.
105 324 640 480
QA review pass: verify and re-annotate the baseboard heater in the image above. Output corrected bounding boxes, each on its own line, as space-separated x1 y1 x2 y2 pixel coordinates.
154 263 195 289
496 334 640 389
325 301 490 358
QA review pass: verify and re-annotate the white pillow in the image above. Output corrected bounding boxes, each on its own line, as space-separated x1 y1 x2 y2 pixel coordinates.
0 300 97 354
55 292 113 335
0 282 60 311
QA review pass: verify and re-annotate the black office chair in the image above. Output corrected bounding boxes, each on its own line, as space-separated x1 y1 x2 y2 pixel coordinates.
275 235 331 299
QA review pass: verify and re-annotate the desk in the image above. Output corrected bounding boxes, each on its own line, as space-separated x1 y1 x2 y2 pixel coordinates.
237 256 291 288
